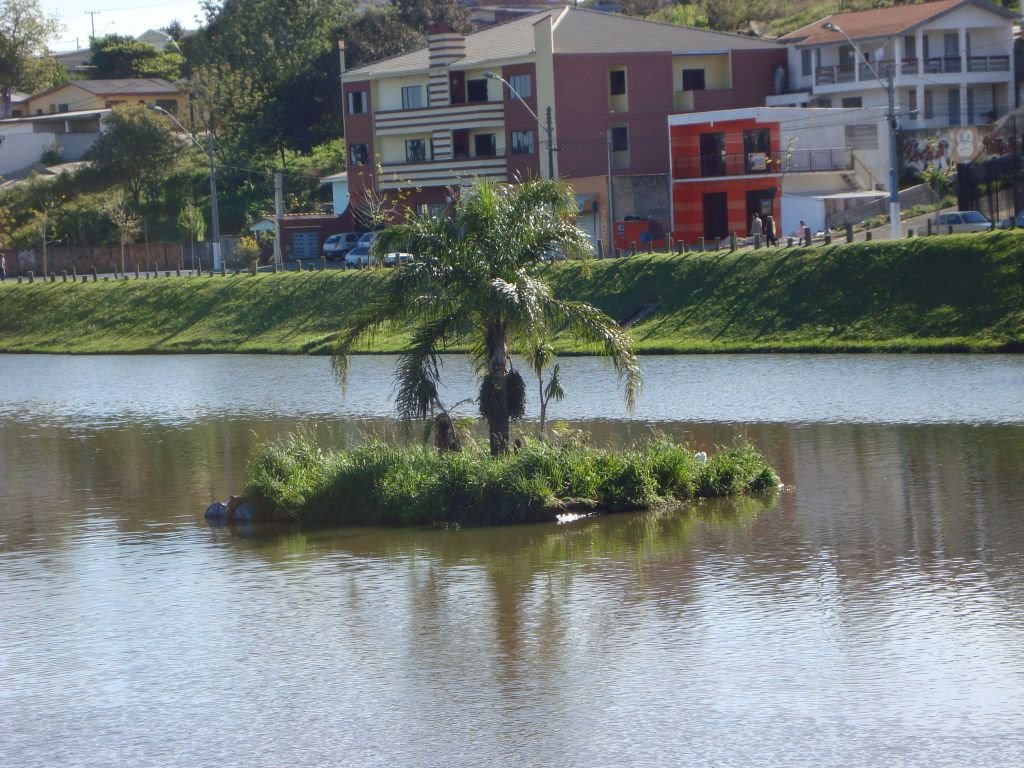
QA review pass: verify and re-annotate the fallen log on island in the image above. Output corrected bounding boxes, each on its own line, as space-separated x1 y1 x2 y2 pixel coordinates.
212 435 780 528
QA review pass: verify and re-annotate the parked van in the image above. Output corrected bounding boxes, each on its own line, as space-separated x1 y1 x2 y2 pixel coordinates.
323 232 359 260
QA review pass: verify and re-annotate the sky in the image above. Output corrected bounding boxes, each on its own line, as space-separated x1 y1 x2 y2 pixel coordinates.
46 0 206 52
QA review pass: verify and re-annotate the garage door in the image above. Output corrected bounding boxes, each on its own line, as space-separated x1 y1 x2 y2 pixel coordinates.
292 231 319 260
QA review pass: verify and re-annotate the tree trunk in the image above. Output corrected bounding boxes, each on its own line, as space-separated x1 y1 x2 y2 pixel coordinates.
485 320 510 456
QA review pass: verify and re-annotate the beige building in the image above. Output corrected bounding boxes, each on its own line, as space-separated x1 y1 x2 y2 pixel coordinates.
25 79 185 118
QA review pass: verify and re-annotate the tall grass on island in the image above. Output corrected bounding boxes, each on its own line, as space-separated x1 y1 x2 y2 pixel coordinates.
243 434 780 527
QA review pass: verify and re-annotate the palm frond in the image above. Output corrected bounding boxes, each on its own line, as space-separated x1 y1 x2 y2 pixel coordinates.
544 298 643 411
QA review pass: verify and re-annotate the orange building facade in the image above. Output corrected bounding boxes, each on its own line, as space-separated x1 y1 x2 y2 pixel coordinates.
669 116 783 244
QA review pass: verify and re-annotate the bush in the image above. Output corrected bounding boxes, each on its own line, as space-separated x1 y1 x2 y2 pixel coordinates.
242 434 779 527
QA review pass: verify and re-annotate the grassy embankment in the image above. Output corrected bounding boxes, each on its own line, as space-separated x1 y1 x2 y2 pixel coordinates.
244 433 778 527
0 232 1021 354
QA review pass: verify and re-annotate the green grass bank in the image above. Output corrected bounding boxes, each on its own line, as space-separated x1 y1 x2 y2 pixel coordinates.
1 233 1022 354
243 434 779 527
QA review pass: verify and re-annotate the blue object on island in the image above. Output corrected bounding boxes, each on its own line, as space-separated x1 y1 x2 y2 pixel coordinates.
205 501 228 519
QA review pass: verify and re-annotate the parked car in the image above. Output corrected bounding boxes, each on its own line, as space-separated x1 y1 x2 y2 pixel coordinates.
383 251 414 267
936 211 993 233
997 211 1024 229
345 232 414 268
323 232 359 260
344 232 377 268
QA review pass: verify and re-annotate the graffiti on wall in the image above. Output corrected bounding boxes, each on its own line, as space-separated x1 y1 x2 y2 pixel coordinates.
902 125 1019 172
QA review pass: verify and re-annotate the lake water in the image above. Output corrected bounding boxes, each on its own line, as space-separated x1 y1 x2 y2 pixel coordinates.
1 354 1023 767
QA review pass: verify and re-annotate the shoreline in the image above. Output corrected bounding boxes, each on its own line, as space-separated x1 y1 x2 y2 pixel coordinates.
1 236 1021 356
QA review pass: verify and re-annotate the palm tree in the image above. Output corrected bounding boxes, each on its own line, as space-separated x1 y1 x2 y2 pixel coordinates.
331 178 642 456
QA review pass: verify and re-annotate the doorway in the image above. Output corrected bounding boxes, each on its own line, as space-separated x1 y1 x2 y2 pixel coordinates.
703 192 728 239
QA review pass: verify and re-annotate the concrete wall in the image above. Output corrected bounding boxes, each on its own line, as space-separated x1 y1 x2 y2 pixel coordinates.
0 131 100 175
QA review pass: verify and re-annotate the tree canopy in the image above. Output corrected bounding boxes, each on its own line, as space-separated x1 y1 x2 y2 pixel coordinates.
332 179 642 455
87 34 184 81
85 104 183 207
0 0 62 117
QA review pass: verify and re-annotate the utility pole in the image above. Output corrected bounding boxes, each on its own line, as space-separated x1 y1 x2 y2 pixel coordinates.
483 71 557 180
274 172 284 269
545 106 555 180
207 132 221 271
85 10 100 40
607 130 616 254
823 21 901 240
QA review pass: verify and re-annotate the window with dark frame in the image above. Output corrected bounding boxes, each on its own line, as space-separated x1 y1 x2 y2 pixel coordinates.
401 85 423 110
508 73 532 100
405 139 426 162
609 69 626 96
610 125 628 152
467 79 488 103
349 143 369 166
347 91 366 114
682 69 705 91
511 130 534 155
841 97 863 108
155 99 177 114
801 49 812 77
474 133 496 157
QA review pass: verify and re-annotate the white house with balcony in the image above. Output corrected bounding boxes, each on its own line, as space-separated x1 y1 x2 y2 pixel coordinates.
774 0 1018 131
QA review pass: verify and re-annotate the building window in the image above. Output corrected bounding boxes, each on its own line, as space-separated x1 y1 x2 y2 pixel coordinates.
924 89 933 119
801 49 812 77
508 73 532 99
610 125 629 152
699 132 726 176
467 78 488 103
401 85 423 110
904 36 916 60
156 99 177 114
511 129 534 155
841 97 863 108
349 143 369 166
682 69 705 91
405 139 426 162
908 90 917 116
347 91 367 114
58 103 69 113
474 133 496 157
609 69 626 96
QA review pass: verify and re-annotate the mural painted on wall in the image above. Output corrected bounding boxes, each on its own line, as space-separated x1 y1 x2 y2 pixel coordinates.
900 126 1009 172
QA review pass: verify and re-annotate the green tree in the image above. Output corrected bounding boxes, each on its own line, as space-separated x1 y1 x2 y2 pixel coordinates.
338 6 422 72
104 192 140 274
391 0 471 33
87 34 183 80
0 0 62 118
524 339 564 435
178 197 207 269
85 104 182 207
332 179 642 456
186 0 356 164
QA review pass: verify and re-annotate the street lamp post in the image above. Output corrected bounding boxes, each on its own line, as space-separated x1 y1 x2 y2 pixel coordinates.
483 71 555 179
147 104 222 270
822 21 901 240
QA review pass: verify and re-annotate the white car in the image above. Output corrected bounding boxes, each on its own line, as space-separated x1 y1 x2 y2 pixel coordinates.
344 233 377 268
323 232 359 260
936 211 993 233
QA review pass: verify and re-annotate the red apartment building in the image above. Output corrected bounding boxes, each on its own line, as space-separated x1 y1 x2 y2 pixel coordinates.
340 7 786 248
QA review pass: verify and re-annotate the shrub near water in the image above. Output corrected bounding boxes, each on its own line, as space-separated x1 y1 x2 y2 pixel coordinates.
243 435 779 527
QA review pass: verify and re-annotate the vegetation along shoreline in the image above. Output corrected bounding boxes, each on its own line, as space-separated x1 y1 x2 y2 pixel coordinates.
0 234 1021 356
